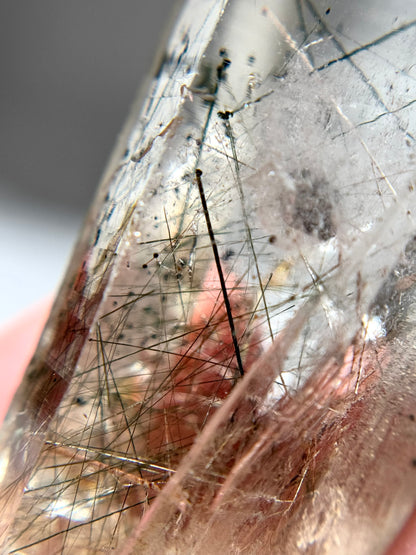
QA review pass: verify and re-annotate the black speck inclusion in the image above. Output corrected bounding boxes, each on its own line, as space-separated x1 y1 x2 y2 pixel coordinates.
293 178 335 241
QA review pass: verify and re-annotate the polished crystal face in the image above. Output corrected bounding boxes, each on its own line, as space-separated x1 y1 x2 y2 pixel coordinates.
1 0 416 553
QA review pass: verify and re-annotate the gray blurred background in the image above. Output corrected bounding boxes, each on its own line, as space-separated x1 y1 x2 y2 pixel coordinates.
0 1 176 324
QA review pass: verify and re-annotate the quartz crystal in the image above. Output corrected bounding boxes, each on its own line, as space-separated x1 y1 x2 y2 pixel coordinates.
1 0 416 553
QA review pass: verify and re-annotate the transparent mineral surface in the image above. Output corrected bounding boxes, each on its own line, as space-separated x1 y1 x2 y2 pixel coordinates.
1 0 416 553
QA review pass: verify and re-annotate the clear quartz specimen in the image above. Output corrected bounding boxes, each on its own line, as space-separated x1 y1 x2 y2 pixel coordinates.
1 0 416 553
